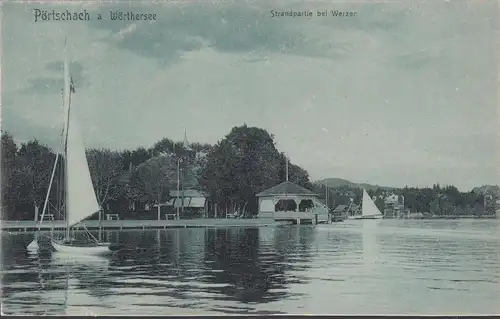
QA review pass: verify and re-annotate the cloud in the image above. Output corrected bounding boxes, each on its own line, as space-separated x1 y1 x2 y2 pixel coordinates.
88 2 352 64
2 0 499 191
317 1 408 32
23 61 86 94
1 105 61 148
416 132 499 165
390 50 445 71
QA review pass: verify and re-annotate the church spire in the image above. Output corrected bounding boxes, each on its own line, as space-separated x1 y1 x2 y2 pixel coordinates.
183 128 192 151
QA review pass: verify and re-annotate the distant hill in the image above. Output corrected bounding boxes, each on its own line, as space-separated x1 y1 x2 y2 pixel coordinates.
472 185 500 196
314 178 394 191
315 178 500 195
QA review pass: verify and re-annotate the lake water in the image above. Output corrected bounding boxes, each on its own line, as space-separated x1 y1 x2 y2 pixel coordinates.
2 219 500 315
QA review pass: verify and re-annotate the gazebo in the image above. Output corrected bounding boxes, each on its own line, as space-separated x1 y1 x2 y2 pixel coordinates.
256 181 328 224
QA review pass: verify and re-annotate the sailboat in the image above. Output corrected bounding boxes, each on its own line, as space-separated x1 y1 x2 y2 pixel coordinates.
360 189 384 220
28 41 112 256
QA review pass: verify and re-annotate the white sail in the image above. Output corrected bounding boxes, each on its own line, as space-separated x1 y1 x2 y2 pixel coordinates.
64 61 100 228
362 189 383 218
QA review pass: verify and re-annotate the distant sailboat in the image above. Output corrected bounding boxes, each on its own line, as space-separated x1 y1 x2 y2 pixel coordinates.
345 189 384 220
360 189 384 220
28 41 112 256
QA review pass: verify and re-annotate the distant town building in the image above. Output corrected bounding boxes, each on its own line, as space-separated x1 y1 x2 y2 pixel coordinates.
484 194 494 208
484 194 496 215
383 193 405 218
337 190 356 197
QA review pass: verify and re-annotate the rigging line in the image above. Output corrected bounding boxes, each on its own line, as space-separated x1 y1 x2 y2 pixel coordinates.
63 73 72 240
36 125 65 231
37 85 67 235
82 223 100 244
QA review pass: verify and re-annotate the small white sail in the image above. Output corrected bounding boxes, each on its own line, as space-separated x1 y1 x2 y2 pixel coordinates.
64 62 100 228
362 189 383 218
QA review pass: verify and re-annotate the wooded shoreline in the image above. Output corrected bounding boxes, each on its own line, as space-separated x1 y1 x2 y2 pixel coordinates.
2 125 497 222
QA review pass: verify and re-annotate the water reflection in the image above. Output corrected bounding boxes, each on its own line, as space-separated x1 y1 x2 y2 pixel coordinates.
102 227 317 314
54 253 111 315
1 241 112 315
2 227 319 315
204 228 283 305
361 220 381 270
3 221 500 315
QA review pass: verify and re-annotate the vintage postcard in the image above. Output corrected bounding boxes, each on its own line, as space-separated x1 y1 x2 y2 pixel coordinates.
1 0 499 316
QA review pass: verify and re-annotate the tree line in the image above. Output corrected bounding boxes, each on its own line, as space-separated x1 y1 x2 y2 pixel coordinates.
1 125 313 220
313 183 494 217
2 124 494 221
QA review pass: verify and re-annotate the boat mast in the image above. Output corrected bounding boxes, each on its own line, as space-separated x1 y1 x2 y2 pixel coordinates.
324 179 329 222
57 90 65 232
285 155 289 182
57 86 64 223
324 179 328 207
62 38 71 240
63 89 71 240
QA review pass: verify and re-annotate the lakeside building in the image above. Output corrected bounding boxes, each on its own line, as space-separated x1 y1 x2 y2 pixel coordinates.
333 203 361 218
170 190 207 217
152 190 208 218
114 158 207 219
256 181 328 224
485 194 494 208
383 193 405 218
332 204 349 216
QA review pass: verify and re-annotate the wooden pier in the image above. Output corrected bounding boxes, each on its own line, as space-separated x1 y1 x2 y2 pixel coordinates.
1 219 291 232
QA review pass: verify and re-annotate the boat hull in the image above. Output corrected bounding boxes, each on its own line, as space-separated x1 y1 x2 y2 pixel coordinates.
51 240 112 256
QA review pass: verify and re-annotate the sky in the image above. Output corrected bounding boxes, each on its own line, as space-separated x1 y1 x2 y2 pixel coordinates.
1 0 499 191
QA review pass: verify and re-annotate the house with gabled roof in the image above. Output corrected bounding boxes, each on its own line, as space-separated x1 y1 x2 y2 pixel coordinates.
152 189 207 218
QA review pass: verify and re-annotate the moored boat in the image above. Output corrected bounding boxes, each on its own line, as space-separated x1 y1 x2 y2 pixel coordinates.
28 39 113 256
51 239 112 256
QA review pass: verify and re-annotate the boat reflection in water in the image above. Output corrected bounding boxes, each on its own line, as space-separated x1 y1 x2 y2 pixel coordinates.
51 252 111 316
3 221 500 315
1 227 316 315
2 239 112 316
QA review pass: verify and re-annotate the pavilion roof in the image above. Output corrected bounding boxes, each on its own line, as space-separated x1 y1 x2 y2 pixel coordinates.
256 181 317 197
